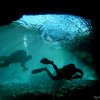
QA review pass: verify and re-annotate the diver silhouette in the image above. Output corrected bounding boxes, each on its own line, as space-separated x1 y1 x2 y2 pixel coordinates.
0 50 32 71
32 58 83 80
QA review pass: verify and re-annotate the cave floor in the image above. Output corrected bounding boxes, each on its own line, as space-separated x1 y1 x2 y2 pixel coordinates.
0 80 100 100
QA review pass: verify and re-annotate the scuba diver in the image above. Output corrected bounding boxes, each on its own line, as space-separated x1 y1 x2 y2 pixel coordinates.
0 50 32 71
32 58 83 80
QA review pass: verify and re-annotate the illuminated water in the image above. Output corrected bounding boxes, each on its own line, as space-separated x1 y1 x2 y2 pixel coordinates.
0 14 98 99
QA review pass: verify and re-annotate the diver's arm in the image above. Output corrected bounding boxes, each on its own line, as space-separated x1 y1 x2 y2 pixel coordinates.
71 74 82 79
72 68 83 79
76 68 83 78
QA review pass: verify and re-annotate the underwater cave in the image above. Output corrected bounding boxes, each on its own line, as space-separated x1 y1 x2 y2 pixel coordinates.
0 14 99 100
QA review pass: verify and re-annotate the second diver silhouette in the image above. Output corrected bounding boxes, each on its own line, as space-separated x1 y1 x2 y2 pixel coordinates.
0 50 32 71
32 58 83 80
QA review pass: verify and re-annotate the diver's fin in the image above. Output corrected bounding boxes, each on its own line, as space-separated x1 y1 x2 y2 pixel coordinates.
0 56 8 61
0 63 9 67
32 68 46 74
40 58 51 64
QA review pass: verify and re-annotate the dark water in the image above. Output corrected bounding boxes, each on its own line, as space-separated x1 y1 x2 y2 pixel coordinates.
0 14 98 100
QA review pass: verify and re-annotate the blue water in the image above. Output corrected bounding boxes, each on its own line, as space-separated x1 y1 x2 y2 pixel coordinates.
0 14 98 96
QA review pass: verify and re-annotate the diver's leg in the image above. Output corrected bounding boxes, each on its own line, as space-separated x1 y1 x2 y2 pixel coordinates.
0 61 10 67
0 63 9 67
0 56 8 61
40 58 60 75
50 61 60 75
32 68 47 74
32 67 58 80
45 68 59 80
